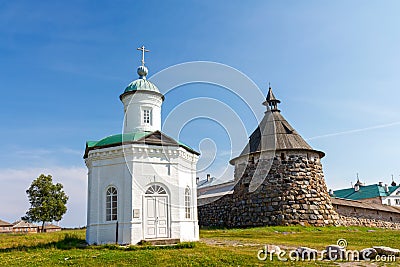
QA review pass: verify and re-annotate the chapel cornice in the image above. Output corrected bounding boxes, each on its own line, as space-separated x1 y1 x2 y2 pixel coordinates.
87 144 198 163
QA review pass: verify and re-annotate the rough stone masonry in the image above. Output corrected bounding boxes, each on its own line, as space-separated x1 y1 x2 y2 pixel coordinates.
198 151 339 227
198 87 339 227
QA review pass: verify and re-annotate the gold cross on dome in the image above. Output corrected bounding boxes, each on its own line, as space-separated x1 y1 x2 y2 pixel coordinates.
137 45 150 66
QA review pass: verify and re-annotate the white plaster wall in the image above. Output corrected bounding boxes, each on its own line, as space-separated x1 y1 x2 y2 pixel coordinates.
382 196 400 206
121 92 163 133
179 222 199 241
86 144 199 245
86 151 132 245
177 150 200 241
383 188 400 206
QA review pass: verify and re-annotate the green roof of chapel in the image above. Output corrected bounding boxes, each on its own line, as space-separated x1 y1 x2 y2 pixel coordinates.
124 78 160 93
84 131 199 158
88 132 149 147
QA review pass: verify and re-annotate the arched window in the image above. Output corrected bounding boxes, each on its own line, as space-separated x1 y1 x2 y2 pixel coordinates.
146 184 167 194
185 187 191 219
106 186 117 221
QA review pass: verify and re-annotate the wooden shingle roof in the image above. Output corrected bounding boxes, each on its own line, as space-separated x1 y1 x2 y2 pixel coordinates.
231 88 324 163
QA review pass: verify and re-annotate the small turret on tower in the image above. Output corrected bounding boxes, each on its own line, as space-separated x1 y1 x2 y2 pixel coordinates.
263 85 281 111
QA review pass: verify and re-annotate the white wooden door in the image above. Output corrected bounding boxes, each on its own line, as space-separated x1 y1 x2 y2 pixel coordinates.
145 197 157 238
145 196 168 239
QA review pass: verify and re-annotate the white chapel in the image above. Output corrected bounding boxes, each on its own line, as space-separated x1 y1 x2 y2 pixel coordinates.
84 47 200 245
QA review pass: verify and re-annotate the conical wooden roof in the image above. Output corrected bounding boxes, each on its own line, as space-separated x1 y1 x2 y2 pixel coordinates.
231 88 324 163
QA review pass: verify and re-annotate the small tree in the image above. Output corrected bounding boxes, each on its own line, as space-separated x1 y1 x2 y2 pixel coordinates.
22 174 69 231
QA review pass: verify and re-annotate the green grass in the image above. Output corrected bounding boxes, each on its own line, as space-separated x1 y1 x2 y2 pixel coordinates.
201 225 400 250
0 230 86 250
0 226 399 266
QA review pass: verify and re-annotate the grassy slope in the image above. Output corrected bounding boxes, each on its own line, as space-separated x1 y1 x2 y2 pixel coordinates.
0 226 398 266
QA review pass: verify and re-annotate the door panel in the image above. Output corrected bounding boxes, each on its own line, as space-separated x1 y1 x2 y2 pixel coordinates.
156 197 168 238
144 196 169 239
146 197 156 238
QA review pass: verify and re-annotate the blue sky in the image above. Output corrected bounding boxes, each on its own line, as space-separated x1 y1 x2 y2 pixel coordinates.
1 1 399 227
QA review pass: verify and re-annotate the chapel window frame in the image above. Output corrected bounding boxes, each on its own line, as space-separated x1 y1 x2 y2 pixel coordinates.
106 186 118 221
142 107 152 125
185 187 191 219
145 184 167 195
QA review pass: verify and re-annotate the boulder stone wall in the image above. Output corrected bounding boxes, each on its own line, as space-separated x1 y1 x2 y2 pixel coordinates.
198 151 339 227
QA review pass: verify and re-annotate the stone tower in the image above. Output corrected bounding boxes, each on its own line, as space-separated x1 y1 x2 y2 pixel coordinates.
198 87 339 227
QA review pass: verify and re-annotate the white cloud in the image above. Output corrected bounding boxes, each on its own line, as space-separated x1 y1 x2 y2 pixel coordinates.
307 121 400 141
0 166 87 228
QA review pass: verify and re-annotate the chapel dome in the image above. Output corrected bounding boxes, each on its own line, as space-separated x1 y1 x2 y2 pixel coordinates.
124 78 160 93
123 65 160 93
